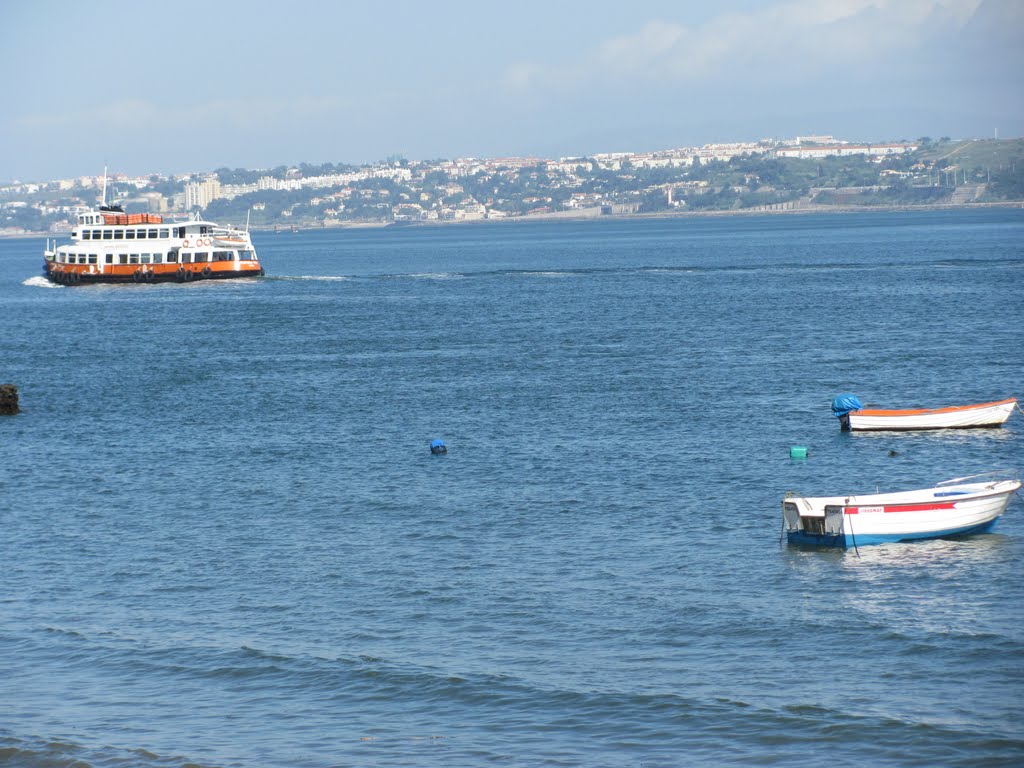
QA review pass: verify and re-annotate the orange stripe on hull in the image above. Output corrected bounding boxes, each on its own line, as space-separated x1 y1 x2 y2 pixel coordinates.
855 398 1017 417
46 263 262 284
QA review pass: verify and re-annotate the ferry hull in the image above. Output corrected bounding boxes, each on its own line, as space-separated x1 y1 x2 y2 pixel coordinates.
44 263 264 285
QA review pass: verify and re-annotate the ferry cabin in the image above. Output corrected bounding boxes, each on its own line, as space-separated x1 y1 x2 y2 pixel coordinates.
44 210 262 284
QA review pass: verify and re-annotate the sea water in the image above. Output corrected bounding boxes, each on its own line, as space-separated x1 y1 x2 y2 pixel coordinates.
1 209 1022 766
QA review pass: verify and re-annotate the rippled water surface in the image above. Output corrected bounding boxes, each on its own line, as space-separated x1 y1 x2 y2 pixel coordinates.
2 210 1023 766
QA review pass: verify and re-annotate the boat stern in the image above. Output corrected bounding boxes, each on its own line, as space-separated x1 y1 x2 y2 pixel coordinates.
783 499 848 548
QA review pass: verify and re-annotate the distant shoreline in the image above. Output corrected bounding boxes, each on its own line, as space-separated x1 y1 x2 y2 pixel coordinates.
4 200 1022 240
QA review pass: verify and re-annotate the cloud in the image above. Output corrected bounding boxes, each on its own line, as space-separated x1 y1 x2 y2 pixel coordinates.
504 0 986 90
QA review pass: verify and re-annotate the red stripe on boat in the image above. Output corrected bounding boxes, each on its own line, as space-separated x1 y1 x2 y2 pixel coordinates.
845 503 957 514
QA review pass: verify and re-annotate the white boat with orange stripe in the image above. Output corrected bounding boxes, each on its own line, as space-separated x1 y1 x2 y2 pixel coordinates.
782 475 1021 548
43 204 263 285
831 394 1018 431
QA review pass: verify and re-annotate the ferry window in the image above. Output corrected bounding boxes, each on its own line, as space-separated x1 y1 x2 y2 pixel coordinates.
105 254 113 264
159 229 169 238
114 230 124 240
140 254 151 264
103 230 112 240
167 252 178 263
126 230 136 240
239 250 252 260
196 252 209 262
174 227 184 238
148 229 158 238
88 255 97 265
181 253 192 263
213 250 229 262
154 253 163 264
82 231 91 240
118 254 128 264
78 255 88 264
129 254 139 264
91 230 101 239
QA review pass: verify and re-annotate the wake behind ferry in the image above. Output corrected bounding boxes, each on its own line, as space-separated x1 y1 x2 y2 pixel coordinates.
43 204 263 285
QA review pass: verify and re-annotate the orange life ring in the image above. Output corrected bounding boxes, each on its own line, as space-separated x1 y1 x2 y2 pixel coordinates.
183 239 191 247
204 238 212 246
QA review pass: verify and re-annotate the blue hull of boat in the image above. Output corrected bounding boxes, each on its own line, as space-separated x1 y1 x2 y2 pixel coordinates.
786 519 1000 548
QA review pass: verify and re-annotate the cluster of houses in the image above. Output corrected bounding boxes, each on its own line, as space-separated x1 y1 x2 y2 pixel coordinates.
1 135 919 232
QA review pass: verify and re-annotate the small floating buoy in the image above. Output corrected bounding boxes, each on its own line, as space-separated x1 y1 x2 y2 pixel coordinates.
430 439 447 455
789 446 808 459
888 449 899 457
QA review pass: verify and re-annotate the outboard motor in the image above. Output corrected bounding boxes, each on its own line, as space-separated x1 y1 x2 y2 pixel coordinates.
831 393 863 431
430 439 447 455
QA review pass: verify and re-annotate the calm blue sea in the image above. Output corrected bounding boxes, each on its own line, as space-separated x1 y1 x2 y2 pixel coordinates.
1 209 1023 767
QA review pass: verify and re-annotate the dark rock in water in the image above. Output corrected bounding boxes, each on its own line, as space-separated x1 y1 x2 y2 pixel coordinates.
0 384 20 415
888 449 899 457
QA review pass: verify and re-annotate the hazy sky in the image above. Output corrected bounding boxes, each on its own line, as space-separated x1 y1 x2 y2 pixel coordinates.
2 0 1021 181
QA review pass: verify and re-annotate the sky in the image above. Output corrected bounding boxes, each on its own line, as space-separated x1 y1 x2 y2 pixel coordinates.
1 0 1022 181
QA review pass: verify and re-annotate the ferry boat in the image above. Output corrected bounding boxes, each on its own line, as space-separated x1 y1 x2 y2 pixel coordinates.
43 204 263 285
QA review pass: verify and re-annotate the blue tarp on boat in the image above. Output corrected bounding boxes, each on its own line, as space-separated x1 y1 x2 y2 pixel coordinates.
831 393 863 418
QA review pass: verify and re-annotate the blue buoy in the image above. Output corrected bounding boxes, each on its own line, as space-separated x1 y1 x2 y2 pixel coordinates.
430 439 447 455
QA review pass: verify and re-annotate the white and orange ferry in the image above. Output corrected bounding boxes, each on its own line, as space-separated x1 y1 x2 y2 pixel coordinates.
43 204 263 285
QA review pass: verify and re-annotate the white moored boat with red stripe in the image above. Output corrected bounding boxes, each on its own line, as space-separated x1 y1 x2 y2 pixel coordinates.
782 475 1021 548
832 394 1018 431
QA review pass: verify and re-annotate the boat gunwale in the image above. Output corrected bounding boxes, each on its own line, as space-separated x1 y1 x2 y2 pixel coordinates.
787 480 1021 516
852 398 1016 418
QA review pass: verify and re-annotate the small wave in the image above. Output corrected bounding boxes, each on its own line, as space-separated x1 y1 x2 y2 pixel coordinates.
404 272 462 280
22 276 60 289
273 275 351 281
0 731 217 768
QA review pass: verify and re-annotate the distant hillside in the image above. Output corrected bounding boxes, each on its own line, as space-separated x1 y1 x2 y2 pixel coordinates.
915 138 1024 172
